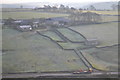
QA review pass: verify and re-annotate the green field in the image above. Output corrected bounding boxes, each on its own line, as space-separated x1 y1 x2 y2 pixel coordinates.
57 28 86 42
2 11 69 19
81 45 118 71
83 10 118 15
2 8 32 12
70 22 118 47
101 16 118 22
2 8 119 73
58 42 89 50
2 28 88 73
40 30 64 42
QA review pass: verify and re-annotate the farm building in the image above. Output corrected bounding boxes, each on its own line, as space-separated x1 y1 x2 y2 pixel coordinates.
85 38 99 46
13 20 22 25
18 25 32 31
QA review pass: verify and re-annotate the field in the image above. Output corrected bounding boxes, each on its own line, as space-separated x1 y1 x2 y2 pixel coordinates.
83 10 118 15
2 11 69 19
40 30 64 42
81 45 118 71
70 22 118 47
101 16 118 22
57 28 86 42
2 8 32 12
58 42 89 50
2 8 119 74
2 28 88 73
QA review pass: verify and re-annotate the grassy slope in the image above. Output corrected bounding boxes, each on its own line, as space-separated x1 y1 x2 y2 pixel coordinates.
2 28 87 73
70 22 118 47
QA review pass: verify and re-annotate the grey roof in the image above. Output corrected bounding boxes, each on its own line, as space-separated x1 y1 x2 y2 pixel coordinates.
19 25 31 28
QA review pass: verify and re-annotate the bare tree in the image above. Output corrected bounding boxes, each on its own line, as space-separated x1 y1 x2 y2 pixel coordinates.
69 12 101 24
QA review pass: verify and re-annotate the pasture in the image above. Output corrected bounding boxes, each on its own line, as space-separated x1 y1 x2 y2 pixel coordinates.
40 30 64 42
81 45 118 71
101 15 118 22
83 10 118 15
2 8 32 12
2 11 69 19
2 28 88 73
57 28 86 42
58 42 90 50
70 22 118 47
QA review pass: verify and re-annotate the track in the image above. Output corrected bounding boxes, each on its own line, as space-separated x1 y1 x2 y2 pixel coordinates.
2 72 119 78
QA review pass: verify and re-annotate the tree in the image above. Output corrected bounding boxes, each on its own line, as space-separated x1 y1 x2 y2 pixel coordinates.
5 18 15 25
71 7 76 10
69 12 101 24
89 5 96 10
59 4 65 9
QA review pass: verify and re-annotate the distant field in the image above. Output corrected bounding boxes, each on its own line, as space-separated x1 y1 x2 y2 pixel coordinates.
70 22 118 47
2 8 32 12
2 28 88 73
81 45 118 71
101 16 118 22
2 11 69 19
83 10 118 15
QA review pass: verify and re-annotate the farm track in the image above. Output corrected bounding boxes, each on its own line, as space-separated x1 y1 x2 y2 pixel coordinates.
2 71 119 78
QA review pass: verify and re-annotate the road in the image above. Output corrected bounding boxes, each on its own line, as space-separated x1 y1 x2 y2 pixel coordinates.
2 72 119 78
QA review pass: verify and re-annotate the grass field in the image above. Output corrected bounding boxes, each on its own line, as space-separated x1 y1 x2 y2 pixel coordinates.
40 30 64 42
70 22 118 47
57 28 86 42
58 42 90 50
83 10 118 15
101 16 118 22
2 11 69 19
81 45 118 71
2 8 32 12
2 28 88 73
